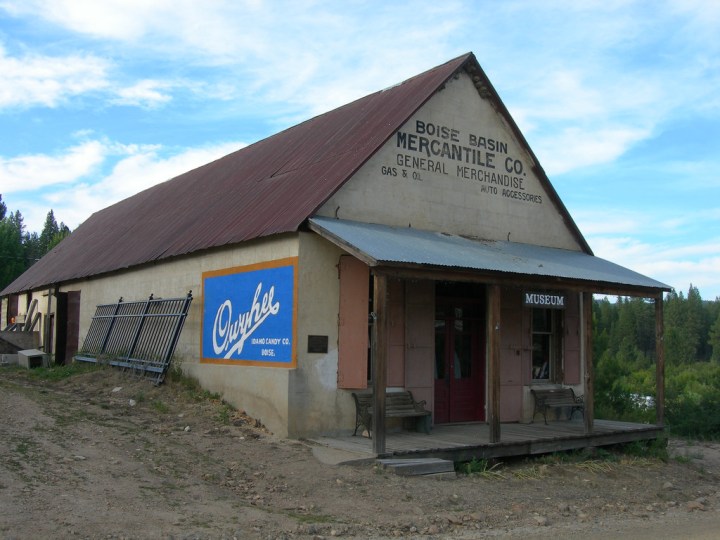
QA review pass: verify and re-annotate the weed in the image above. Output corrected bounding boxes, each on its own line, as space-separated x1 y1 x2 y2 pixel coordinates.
15 441 30 456
215 403 234 424
512 465 549 480
614 437 669 461
152 400 170 414
459 458 504 478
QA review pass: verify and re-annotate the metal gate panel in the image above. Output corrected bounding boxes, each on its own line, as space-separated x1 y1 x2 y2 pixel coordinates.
75 292 193 384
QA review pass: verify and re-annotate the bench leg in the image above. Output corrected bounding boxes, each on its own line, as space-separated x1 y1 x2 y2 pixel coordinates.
416 415 431 434
531 407 548 424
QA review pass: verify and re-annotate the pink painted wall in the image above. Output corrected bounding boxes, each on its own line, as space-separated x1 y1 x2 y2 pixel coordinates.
404 281 435 413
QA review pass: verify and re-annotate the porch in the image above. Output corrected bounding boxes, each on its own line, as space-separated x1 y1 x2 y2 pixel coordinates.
311 419 664 462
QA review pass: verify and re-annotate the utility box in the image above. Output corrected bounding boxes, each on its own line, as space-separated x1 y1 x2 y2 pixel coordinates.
18 349 49 369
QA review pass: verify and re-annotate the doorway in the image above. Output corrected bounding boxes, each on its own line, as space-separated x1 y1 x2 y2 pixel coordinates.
55 291 80 365
434 283 486 423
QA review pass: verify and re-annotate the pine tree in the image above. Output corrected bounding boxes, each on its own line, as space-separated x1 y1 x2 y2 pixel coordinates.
0 209 25 290
710 313 720 363
38 209 60 254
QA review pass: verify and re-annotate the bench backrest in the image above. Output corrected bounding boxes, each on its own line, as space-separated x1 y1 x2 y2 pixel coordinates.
531 388 578 404
353 390 425 413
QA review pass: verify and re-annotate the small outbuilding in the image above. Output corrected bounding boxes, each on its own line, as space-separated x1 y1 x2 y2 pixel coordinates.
1 53 670 456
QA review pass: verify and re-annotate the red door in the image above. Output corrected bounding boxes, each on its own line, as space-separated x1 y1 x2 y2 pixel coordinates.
434 287 486 423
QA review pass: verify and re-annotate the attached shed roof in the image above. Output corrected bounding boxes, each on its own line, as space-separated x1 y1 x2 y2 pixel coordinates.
309 217 671 295
3 52 588 295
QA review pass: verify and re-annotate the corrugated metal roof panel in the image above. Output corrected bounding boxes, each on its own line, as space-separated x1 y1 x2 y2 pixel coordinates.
309 217 671 293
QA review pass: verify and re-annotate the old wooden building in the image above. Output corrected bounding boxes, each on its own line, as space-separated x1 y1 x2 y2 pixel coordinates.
1 53 669 457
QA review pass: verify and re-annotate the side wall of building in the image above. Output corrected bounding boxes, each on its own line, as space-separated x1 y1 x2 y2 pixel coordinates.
59 234 300 437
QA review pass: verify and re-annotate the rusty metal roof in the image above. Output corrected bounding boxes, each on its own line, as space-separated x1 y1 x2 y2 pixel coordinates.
2 52 590 295
309 217 671 295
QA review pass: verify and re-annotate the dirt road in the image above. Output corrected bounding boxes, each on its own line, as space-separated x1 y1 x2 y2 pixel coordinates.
1 367 719 539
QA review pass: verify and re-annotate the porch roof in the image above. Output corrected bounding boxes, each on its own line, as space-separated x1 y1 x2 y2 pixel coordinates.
308 217 671 295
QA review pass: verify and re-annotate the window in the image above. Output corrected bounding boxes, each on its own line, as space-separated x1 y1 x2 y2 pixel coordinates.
531 308 563 382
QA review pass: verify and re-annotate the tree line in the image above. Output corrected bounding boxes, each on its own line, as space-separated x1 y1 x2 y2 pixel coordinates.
593 286 720 438
0 195 71 290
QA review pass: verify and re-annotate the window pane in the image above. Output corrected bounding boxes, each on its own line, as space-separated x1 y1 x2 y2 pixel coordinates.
454 332 472 379
532 334 551 380
532 308 552 332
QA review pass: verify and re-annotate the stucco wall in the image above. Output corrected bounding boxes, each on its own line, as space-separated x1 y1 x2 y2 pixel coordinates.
287 233 351 436
60 234 300 437
318 71 582 251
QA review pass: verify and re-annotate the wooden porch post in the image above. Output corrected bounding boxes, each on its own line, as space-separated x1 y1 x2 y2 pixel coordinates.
487 284 501 443
372 273 388 455
582 292 594 434
655 293 665 426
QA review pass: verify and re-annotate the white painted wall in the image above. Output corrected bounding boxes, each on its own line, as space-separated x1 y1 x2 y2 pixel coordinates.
318 71 582 251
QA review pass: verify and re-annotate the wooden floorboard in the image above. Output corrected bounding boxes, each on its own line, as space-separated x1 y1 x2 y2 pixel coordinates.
312 419 664 461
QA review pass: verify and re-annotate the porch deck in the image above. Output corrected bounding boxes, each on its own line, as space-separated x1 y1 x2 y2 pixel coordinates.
312 419 664 462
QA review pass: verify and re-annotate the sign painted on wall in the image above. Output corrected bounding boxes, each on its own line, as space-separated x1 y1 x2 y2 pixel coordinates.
523 291 566 309
201 258 297 367
379 118 544 206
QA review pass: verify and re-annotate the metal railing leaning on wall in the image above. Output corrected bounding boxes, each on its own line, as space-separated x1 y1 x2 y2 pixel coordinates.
2 298 40 332
74 291 193 384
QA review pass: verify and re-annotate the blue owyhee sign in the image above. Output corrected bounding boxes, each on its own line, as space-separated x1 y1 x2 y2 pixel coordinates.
201 258 297 367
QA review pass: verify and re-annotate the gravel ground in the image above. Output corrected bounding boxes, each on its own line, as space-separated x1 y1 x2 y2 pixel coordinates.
1 366 719 539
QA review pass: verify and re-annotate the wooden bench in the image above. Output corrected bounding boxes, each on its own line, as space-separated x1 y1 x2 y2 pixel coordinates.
352 390 431 438
531 387 584 424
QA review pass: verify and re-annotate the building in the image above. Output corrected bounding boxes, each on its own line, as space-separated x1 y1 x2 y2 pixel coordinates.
1 53 669 454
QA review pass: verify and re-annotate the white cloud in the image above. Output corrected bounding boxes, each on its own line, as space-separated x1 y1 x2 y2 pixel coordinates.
0 141 107 192
0 0 173 41
0 1 464 114
0 43 109 108
112 79 173 108
574 210 643 236
589 235 720 299
537 126 652 175
33 139 246 230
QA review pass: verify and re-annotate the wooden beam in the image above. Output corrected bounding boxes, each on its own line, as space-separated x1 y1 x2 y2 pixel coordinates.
372 273 389 455
655 293 665 426
487 284 501 443
582 292 594 434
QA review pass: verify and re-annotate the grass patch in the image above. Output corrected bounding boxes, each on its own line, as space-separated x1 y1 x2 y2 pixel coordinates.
167 367 222 402
151 400 170 414
458 458 504 478
15 440 31 456
458 439 666 481
25 362 103 381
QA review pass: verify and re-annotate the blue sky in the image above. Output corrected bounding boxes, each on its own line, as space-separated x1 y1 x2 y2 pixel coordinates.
0 0 718 299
